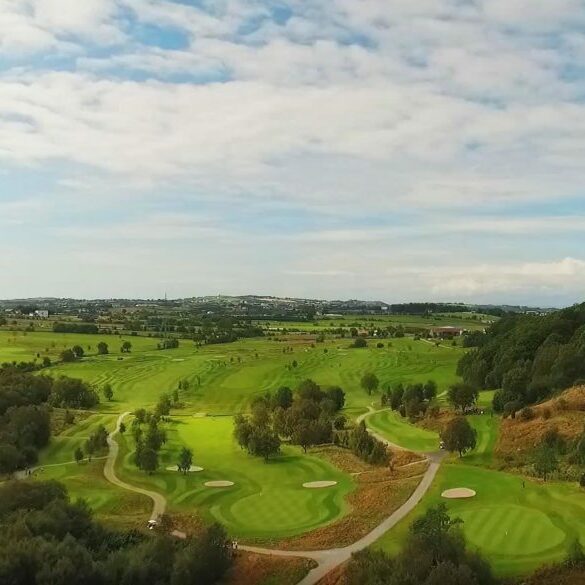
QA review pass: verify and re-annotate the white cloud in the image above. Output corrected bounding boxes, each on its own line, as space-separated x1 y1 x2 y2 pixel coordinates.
0 0 123 53
0 0 584 304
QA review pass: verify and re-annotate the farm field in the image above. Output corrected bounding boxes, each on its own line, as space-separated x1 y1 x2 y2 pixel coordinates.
374 462 585 575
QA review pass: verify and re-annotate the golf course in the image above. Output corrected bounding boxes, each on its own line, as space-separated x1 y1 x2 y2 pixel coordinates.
2 322 585 582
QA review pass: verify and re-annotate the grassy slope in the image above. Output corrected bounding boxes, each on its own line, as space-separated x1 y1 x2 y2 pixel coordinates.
367 410 439 452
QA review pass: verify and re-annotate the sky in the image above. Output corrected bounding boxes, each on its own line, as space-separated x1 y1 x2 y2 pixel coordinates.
1 0 585 306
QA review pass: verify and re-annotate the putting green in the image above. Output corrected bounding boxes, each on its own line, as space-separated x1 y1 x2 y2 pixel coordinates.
458 505 565 556
116 416 355 539
375 463 585 575
367 410 439 452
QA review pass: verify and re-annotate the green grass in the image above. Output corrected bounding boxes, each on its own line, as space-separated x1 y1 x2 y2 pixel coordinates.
366 410 440 452
465 414 500 466
117 416 355 539
0 332 463 414
375 463 585 575
255 314 491 332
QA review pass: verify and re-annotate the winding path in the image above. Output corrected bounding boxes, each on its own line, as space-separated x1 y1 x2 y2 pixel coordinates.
104 412 166 522
103 409 444 584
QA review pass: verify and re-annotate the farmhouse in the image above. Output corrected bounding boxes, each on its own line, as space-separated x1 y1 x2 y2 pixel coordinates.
429 326 464 338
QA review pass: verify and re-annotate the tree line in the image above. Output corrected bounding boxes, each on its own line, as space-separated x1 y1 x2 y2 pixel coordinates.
0 368 99 474
0 480 232 585
457 303 585 412
345 503 496 585
233 379 390 466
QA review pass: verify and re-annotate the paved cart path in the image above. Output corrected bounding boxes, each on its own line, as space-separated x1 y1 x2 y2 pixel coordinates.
103 409 444 584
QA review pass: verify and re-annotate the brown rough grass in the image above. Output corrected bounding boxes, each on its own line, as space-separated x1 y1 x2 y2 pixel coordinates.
521 564 585 585
316 563 349 585
496 386 585 459
223 552 315 585
417 409 457 434
265 447 426 550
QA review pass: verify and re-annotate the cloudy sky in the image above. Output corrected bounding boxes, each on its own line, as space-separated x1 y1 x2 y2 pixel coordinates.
1 0 585 306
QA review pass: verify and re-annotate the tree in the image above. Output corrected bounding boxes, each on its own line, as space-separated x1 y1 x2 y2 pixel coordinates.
423 380 438 401
352 338 367 348
447 383 479 412
74 446 84 464
97 342 109 355
0 444 22 474
177 447 193 474
361 372 379 395
51 377 99 409
140 447 158 474
390 384 404 410
119 422 126 434
533 444 558 481
247 428 281 461
72 345 85 359
103 383 114 401
274 386 293 409
441 417 477 457
233 414 253 450
61 349 76 362
121 341 132 353
156 394 172 417
326 386 345 410
292 420 318 453
296 379 324 402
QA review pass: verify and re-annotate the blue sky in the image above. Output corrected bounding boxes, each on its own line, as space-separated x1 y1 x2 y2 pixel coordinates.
1 0 585 306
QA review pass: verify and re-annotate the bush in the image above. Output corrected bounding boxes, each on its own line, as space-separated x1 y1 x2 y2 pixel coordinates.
519 407 535 421
542 407 552 420
580 473 585 488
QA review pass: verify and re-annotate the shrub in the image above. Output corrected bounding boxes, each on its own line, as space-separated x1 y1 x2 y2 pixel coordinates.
580 473 585 488
542 407 552 420
519 407 535 421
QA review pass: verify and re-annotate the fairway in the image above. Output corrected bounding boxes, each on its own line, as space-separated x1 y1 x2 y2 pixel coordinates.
375 463 585 575
367 410 439 452
116 416 355 539
0 331 462 414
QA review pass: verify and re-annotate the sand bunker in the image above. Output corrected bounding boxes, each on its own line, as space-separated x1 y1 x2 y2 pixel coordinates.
193 412 207 418
204 480 234 488
442 488 476 499
165 465 204 473
303 481 338 489
171 358 185 362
